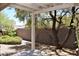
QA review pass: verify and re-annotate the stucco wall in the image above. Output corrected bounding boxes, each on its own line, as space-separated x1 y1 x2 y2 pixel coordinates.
16 28 77 49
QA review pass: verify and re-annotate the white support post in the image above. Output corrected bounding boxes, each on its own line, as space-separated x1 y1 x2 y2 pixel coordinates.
31 13 35 51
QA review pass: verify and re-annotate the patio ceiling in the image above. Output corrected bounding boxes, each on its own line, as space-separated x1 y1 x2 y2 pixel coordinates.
0 3 9 11
9 3 79 14
0 3 79 14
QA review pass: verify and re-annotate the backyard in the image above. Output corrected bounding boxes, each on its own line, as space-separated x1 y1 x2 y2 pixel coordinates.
0 3 79 56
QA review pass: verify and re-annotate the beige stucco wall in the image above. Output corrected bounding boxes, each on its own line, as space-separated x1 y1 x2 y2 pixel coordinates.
16 28 77 49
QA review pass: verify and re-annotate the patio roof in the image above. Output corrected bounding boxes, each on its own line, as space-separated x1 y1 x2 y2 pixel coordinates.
9 3 79 14
0 3 79 51
0 3 9 11
0 3 79 14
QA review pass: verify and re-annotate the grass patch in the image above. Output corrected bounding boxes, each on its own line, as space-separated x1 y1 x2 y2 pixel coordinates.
0 35 22 44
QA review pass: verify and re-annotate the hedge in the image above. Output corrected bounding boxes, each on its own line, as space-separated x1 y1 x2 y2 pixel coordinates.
0 35 22 44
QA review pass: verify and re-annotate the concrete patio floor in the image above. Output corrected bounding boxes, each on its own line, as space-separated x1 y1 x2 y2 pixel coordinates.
12 50 47 56
0 40 77 56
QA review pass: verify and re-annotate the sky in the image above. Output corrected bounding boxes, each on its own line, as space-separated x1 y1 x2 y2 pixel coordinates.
1 7 24 26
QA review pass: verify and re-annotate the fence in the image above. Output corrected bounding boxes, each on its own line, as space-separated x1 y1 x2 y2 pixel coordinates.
16 27 77 49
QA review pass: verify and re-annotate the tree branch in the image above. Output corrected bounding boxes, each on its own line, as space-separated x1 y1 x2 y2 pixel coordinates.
49 11 54 18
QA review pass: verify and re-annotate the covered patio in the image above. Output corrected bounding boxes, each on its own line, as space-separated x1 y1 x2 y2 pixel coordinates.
0 3 79 56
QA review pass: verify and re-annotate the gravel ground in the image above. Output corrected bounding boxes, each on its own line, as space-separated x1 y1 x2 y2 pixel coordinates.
0 40 31 56
0 40 77 56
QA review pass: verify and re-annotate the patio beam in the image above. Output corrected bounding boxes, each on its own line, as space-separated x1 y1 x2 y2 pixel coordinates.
31 13 35 50
9 3 33 12
33 4 74 14
0 3 9 11
17 3 39 11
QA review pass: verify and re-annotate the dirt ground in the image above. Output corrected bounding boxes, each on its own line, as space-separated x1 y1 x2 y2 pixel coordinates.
0 40 77 56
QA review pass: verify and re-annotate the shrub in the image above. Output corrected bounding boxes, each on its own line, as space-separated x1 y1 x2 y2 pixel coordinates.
7 30 16 37
0 35 22 44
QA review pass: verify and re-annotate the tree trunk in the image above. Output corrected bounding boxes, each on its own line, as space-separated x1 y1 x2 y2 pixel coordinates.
59 6 76 48
49 10 60 49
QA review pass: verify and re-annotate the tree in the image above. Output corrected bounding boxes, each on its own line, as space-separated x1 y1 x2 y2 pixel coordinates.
15 8 31 21
48 7 78 49
0 12 15 35
15 8 51 29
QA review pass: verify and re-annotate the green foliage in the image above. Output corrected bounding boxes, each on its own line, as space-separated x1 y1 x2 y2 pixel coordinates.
25 18 31 29
7 30 16 36
15 8 79 29
0 12 15 35
0 35 22 44
15 9 51 29
15 8 30 21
